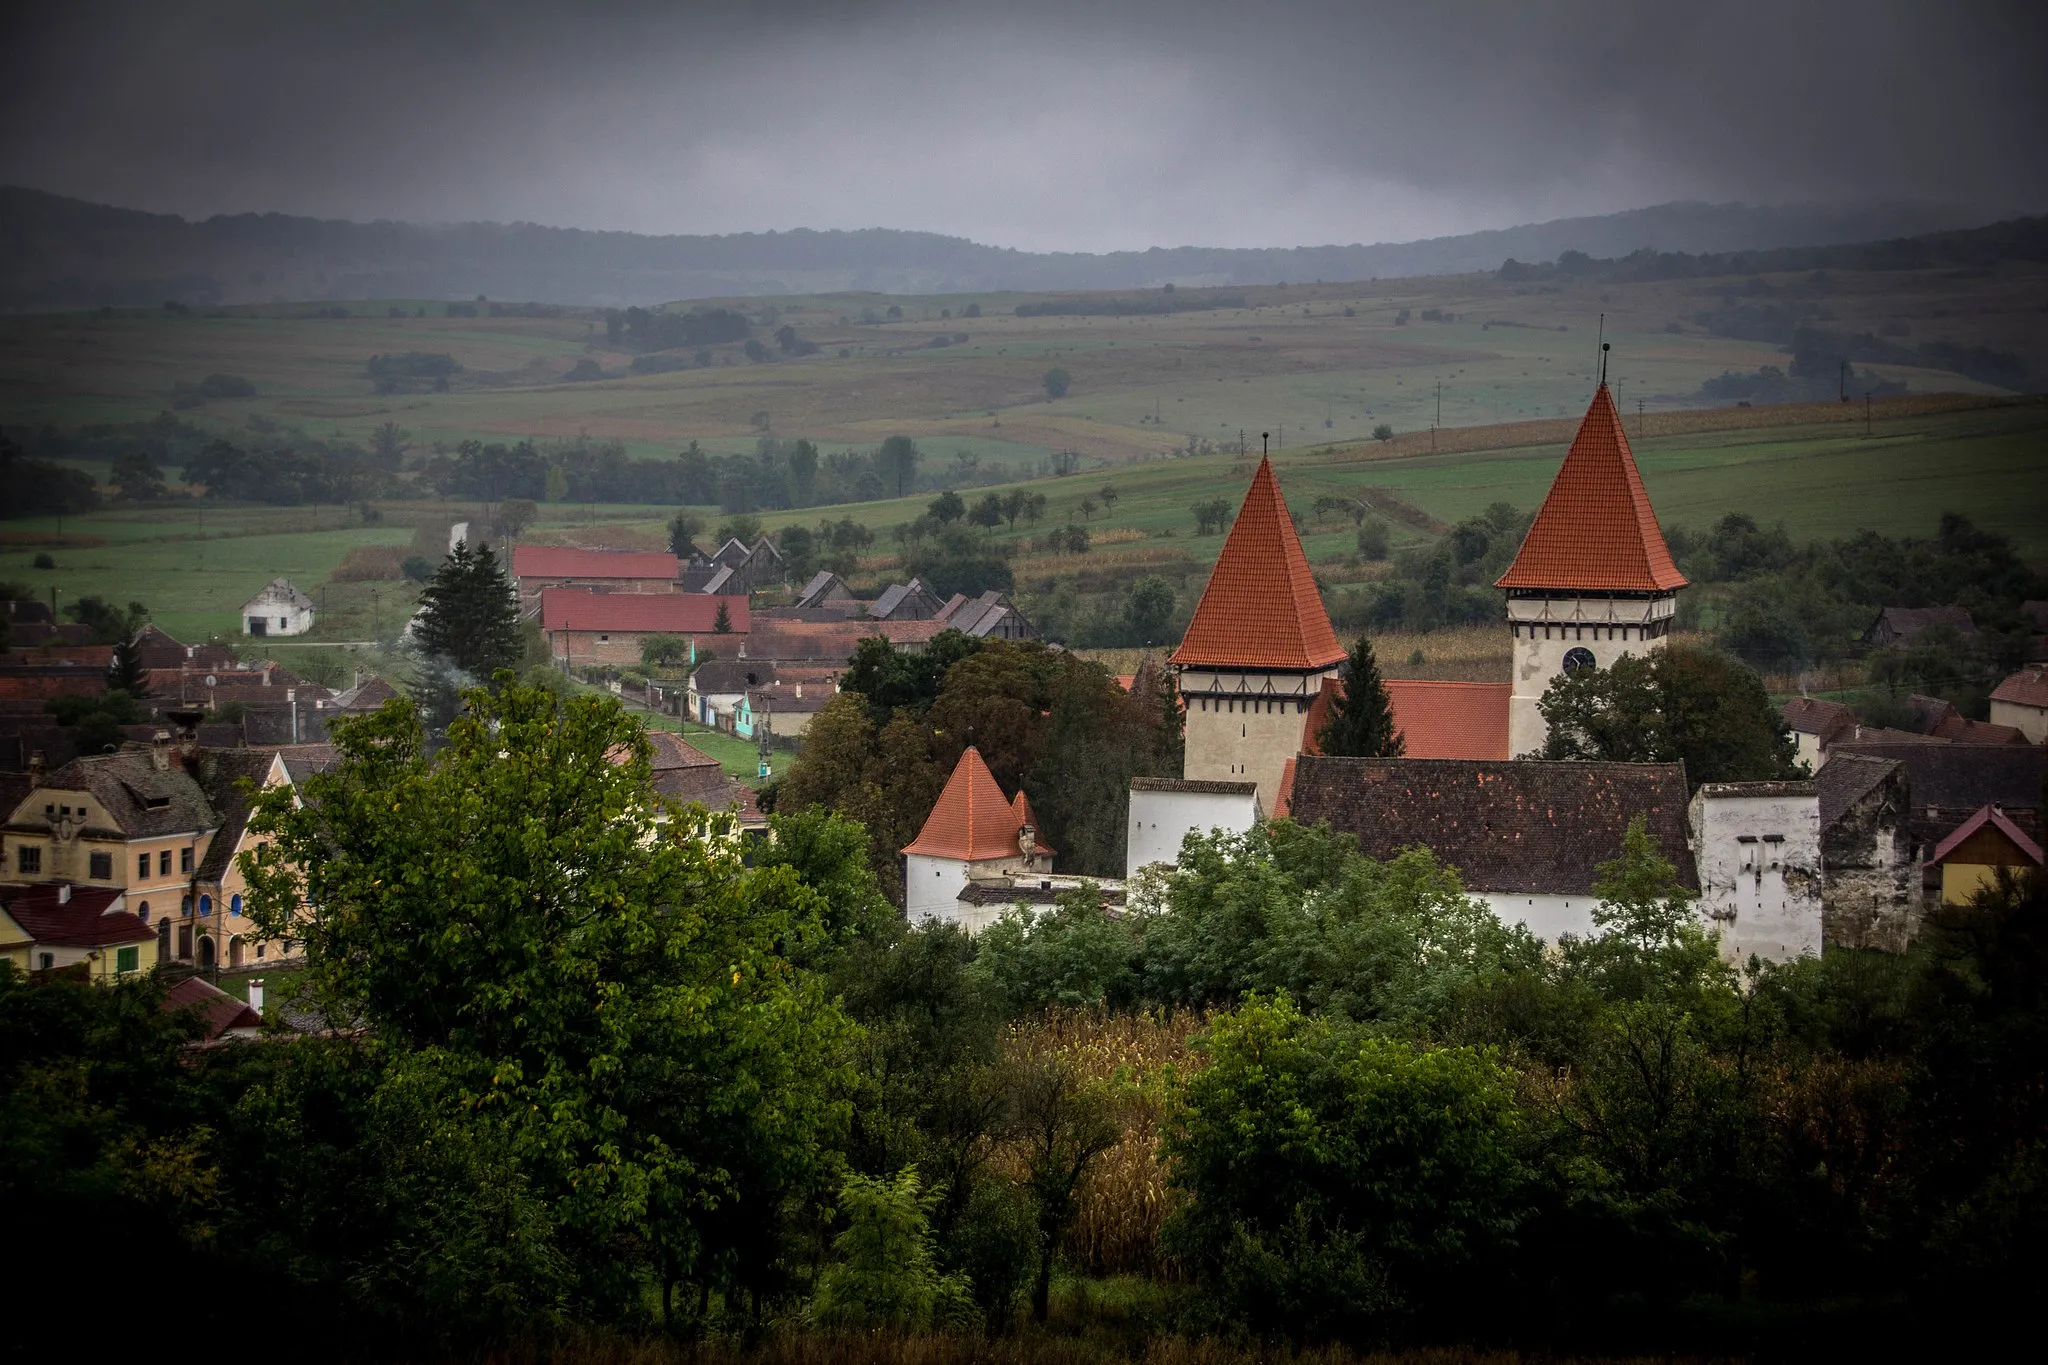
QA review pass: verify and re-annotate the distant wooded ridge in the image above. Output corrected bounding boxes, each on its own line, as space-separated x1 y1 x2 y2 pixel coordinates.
0 186 2034 312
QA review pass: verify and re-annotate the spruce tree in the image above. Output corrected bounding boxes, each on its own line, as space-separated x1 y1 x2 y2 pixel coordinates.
713 600 733 634
1316 636 1405 757
416 540 521 679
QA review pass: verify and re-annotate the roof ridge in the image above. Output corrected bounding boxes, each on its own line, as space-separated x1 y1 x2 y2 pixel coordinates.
1496 384 1687 594
1171 457 1346 671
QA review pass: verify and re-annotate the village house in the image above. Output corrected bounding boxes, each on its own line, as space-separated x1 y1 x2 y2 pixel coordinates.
1782 696 1859 771
240 579 316 638
901 746 1058 931
792 571 859 613
0 731 319 974
510 546 681 613
1989 667 2048 742
542 588 749 667
688 537 784 597
1865 605 1977 649
161 974 264 1043
1928 804 2043 906
0 883 154 979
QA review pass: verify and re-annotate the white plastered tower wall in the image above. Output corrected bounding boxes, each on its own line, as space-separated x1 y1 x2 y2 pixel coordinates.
1506 592 1679 757
1180 668 1337 813
1688 781 1823 963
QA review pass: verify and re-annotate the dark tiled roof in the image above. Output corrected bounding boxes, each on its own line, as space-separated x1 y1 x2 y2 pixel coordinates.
1 884 150 947
328 676 400 713
692 660 777 694
12 750 218 839
1827 741 2046 815
1817 753 1906 830
1871 606 1977 641
192 749 282 882
1287 756 1698 896
1129 776 1259 796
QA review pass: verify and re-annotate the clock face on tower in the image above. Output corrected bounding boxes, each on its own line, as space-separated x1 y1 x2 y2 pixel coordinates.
1562 646 1598 675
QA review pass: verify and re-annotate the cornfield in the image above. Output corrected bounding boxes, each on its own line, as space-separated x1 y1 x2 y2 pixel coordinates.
331 544 406 581
993 1010 1213 1277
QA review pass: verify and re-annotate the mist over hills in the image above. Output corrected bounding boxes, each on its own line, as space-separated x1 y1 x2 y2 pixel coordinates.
0 187 2009 313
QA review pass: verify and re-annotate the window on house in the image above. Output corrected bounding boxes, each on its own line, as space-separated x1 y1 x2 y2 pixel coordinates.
180 847 193 873
230 894 243 917
16 846 39 874
38 953 53 971
117 946 138 974
160 850 172 875
199 894 213 917
89 852 113 880
138 901 150 923
255 944 266 960
138 852 151 878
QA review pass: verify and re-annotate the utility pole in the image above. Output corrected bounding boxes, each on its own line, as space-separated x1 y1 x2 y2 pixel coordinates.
1865 391 1872 438
1434 379 1442 451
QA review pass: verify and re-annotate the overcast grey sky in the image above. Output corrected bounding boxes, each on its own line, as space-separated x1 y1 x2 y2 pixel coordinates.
3 0 2043 251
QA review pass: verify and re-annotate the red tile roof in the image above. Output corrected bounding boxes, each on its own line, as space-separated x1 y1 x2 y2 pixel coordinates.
1496 384 1687 593
1172 457 1346 671
513 546 679 581
1931 714 2031 745
1993 668 2048 710
902 746 1029 861
1783 696 1859 740
541 588 749 634
1011 789 1055 856
162 976 262 1039
1300 678 1512 760
1931 804 2044 867
1 885 151 947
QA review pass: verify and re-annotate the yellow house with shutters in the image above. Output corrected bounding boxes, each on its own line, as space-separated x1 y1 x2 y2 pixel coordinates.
0 883 155 979
1929 804 2043 906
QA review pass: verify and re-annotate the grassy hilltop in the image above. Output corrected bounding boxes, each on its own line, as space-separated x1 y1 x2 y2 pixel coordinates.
3 251 2045 654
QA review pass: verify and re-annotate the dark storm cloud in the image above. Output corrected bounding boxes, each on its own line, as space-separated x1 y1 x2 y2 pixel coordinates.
2 0 2042 250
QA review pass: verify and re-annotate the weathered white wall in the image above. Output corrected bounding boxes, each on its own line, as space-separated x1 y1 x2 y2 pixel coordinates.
1477 892 1596 943
1792 729 1826 772
1506 594 1676 757
1126 788 1262 877
1689 784 1822 963
905 853 1028 927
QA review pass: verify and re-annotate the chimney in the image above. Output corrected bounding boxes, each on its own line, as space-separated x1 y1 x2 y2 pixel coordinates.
57 884 71 904
150 730 172 771
27 750 44 788
795 682 803 700
248 979 265 1013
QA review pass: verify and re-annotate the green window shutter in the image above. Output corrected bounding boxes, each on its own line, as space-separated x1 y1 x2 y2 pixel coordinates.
117 946 139 974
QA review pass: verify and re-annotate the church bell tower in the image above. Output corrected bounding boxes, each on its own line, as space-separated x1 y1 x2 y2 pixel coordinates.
1496 382 1688 757
1171 457 1347 811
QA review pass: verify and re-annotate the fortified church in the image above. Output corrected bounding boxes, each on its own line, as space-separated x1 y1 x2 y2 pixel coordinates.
907 380 1824 961
1160 380 1686 812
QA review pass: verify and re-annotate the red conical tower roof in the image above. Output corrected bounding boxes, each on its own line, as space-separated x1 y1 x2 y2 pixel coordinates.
1495 384 1687 593
902 746 1030 860
1172 457 1346 671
